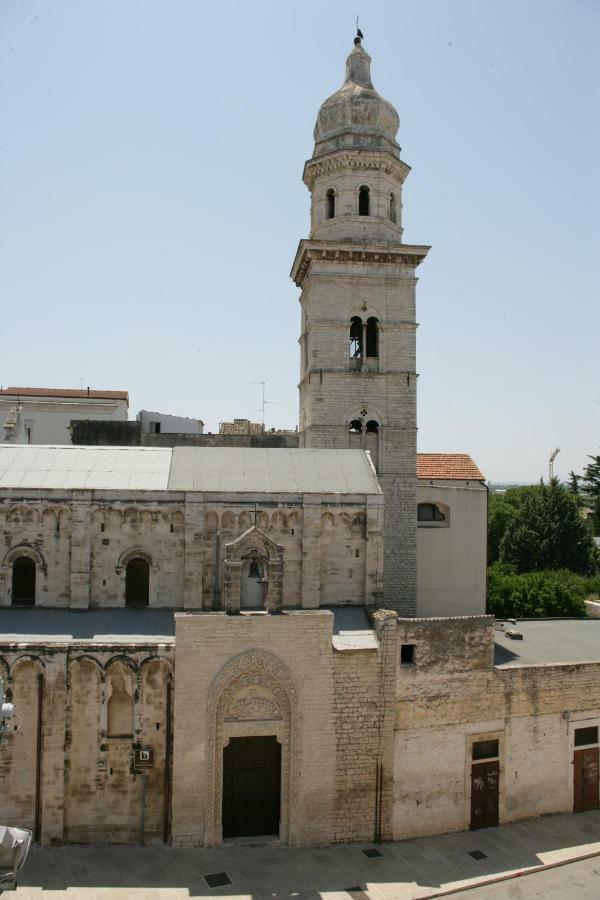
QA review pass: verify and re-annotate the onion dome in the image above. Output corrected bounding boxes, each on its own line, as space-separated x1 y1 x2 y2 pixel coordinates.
313 42 400 159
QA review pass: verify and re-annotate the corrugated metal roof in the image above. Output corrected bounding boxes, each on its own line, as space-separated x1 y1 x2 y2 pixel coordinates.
0 446 381 495
0 609 175 644
331 606 379 651
0 446 171 491
168 447 381 494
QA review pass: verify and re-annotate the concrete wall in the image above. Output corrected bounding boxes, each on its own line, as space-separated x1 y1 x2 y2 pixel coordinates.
138 410 204 435
1 396 128 445
416 480 487 617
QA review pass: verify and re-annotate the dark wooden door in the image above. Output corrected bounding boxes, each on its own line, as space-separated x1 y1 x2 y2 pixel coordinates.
574 747 600 813
222 736 281 838
470 761 499 829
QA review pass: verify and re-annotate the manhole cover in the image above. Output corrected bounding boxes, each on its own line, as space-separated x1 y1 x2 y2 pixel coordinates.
362 847 383 858
204 872 232 888
468 850 487 861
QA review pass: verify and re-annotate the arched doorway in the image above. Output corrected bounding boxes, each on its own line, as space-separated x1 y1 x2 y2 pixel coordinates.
12 557 36 606
125 557 150 607
223 735 281 838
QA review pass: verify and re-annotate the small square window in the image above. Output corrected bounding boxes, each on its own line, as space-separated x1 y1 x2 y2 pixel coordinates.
575 726 598 747
472 739 499 760
400 644 415 665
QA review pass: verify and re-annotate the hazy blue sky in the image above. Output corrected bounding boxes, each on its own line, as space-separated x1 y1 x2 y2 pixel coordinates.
1 0 598 482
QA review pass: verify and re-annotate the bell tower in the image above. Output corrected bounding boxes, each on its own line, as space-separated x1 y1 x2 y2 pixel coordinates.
291 36 429 614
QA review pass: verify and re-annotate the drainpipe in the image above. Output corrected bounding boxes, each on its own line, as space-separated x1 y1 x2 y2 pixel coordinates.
34 674 44 842
162 677 172 843
213 529 221 610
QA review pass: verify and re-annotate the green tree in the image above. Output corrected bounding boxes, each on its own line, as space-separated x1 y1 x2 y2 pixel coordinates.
592 496 600 538
567 471 580 494
487 563 587 618
581 453 600 498
487 485 544 564
499 479 598 575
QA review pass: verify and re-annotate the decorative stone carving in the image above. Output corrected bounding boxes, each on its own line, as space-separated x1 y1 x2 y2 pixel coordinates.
205 650 299 846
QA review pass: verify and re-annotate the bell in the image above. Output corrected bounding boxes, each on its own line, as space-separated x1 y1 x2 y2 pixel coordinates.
248 559 261 579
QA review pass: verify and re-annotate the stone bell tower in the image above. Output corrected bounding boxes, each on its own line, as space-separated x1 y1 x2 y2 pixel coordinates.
290 36 429 614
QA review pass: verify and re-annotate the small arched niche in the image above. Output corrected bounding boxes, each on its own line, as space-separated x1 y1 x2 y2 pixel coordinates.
389 191 397 223
107 687 134 738
240 551 267 610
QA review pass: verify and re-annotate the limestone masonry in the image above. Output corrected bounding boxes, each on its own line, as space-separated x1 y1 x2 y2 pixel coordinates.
1 36 596 850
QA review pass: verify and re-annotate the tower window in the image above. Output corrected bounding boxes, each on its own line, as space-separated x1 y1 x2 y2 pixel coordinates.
12 556 36 606
389 192 397 223
349 420 363 434
365 420 379 434
349 317 363 358
326 188 336 220
358 185 370 216
125 557 150 607
366 317 379 358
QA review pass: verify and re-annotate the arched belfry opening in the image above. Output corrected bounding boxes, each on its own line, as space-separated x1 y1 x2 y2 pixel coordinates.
389 191 397 223
326 188 336 220
365 420 380 469
358 185 370 216
349 317 362 359
240 551 267 610
366 317 379 358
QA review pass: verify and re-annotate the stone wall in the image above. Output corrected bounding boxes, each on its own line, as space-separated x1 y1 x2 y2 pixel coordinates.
0 644 174 846
0 492 382 609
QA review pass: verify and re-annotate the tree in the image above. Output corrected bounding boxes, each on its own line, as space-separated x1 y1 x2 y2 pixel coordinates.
567 471 580 494
487 563 587 619
499 479 598 575
487 485 544 564
581 453 600 498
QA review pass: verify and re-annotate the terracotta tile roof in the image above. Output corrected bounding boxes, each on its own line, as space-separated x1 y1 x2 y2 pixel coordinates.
1 387 128 402
417 453 485 481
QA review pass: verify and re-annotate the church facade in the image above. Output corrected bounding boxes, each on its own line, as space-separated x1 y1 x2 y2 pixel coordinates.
1 39 596 850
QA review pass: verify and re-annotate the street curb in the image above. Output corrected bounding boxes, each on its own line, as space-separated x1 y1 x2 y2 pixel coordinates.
414 846 600 898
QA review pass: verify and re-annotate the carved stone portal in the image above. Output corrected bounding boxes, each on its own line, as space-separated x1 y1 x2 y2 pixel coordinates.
205 650 299 846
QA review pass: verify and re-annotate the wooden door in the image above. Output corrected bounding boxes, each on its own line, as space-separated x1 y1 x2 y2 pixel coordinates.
470 761 499 829
222 736 281 838
574 747 600 813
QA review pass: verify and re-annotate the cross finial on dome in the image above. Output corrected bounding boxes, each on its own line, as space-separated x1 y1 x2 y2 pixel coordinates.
354 15 364 45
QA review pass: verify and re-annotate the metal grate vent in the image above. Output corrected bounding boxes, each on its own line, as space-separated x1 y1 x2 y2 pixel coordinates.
204 872 232 888
468 850 488 861
362 847 383 858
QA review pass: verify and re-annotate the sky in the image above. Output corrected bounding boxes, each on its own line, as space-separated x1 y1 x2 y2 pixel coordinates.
1 0 598 483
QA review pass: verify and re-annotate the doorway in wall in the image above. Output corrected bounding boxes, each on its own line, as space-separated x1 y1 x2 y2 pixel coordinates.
470 739 499 829
222 736 281 838
574 726 600 813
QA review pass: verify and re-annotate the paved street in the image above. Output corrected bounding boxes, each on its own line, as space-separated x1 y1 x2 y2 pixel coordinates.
14 810 600 899
451 854 600 898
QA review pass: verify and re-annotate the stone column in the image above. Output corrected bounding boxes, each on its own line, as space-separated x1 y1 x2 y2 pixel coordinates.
40 651 68 845
301 498 321 608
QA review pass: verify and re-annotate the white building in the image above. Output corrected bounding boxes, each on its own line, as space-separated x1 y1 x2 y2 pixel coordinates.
137 409 204 435
0 387 128 445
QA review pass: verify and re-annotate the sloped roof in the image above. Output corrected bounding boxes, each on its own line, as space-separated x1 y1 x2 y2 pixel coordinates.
168 447 380 494
1 387 128 401
417 453 484 481
0 445 381 495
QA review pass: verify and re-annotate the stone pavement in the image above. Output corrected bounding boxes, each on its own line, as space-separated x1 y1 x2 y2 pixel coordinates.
14 810 600 899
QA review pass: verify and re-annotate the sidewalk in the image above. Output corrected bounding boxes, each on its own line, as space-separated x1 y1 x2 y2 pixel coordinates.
16 809 600 899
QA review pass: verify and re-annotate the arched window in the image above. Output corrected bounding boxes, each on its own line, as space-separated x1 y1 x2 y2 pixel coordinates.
366 317 379 358
326 188 336 220
107 689 134 738
365 421 380 469
417 503 446 523
125 557 150 608
348 419 363 450
12 556 35 606
358 185 370 216
389 192 397 223
349 316 363 358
